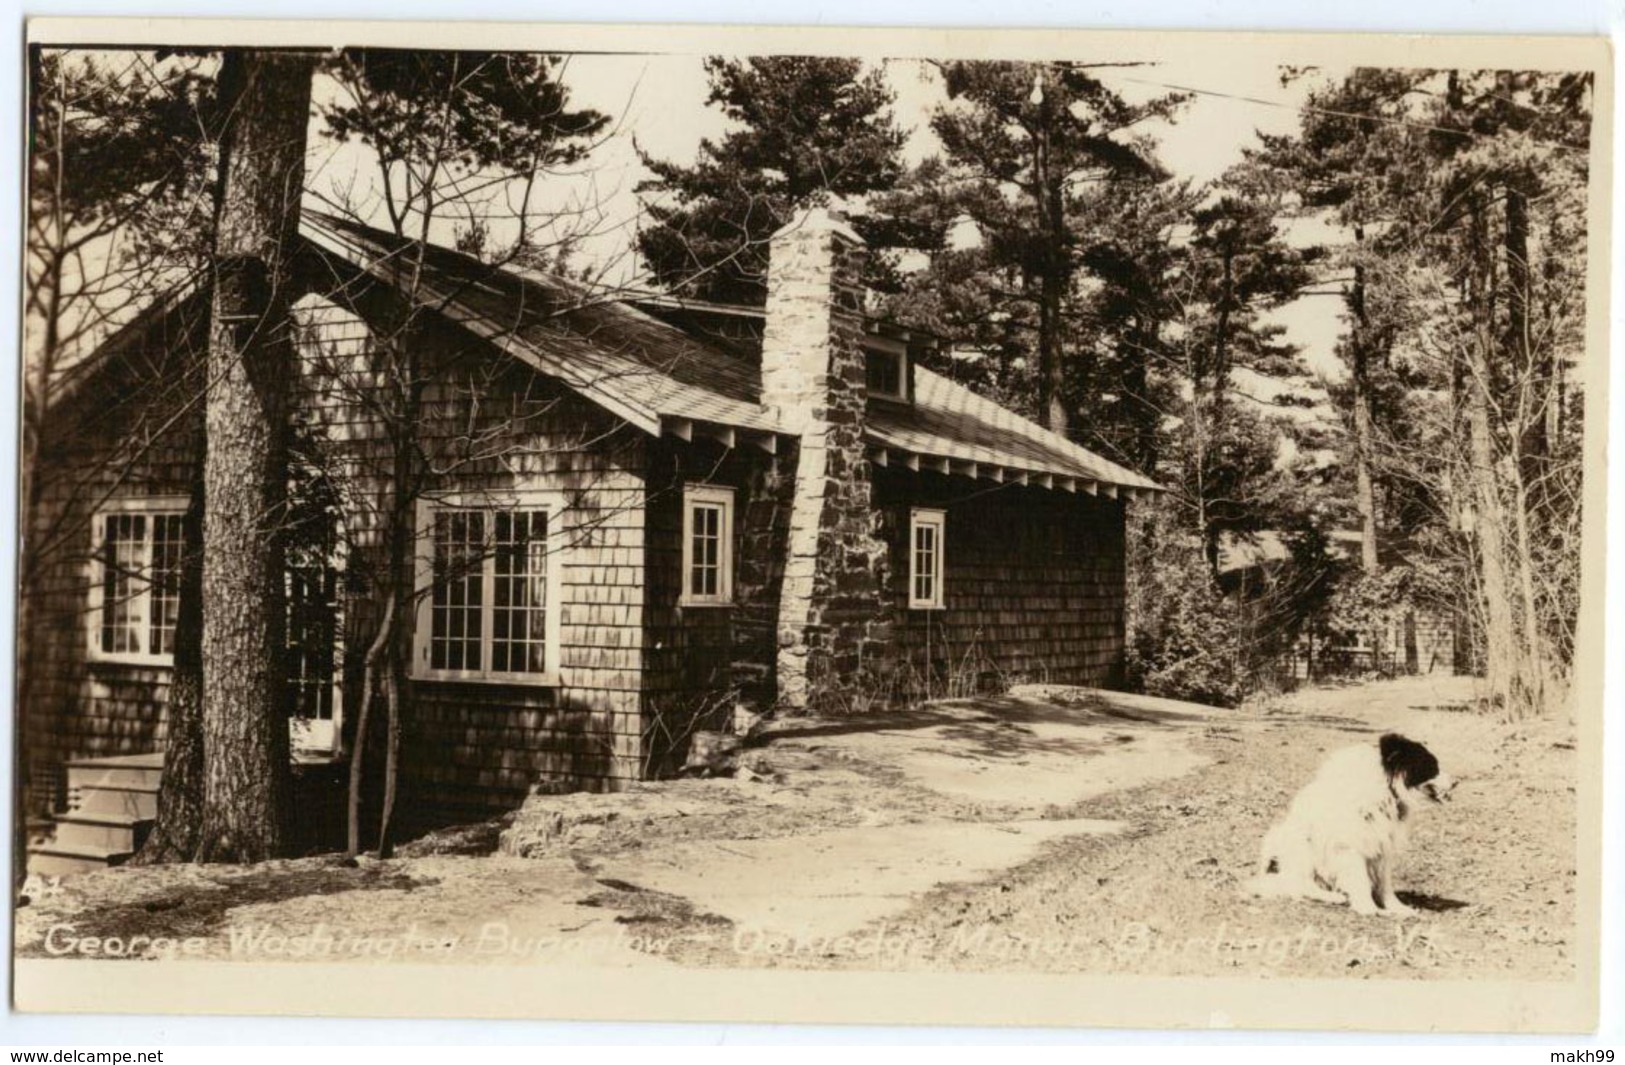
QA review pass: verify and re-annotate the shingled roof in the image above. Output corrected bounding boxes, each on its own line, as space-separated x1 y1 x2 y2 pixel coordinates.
302 212 778 437
70 211 1159 497
305 212 1161 496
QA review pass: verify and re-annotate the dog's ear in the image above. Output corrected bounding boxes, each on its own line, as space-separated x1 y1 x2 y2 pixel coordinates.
1380 733 1440 788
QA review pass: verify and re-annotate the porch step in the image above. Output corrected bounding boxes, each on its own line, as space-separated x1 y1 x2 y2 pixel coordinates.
66 756 164 794
50 811 151 853
69 782 160 819
32 755 162 874
27 841 132 878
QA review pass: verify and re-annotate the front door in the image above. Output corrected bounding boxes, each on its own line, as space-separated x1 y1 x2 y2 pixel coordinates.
287 552 342 754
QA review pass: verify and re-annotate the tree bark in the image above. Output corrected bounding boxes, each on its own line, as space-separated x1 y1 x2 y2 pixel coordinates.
346 594 391 857
1211 248 1235 408
16 55 68 889
376 374 423 858
195 50 315 863
133 474 206 863
1505 176 1550 516
1464 193 1524 715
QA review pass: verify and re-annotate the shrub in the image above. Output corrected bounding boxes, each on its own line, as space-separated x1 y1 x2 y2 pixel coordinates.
1125 519 1248 708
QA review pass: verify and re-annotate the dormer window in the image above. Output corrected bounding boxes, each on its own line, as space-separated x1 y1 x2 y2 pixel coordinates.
865 341 908 402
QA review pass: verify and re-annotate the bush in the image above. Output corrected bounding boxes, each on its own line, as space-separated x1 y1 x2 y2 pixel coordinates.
1125 516 1248 708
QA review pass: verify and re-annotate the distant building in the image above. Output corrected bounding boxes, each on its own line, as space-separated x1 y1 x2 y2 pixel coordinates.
1215 529 1460 679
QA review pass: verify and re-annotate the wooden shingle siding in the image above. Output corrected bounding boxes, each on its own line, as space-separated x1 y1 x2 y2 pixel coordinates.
873 467 1127 694
294 296 650 817
28 287 654 823
639 435 791 772
23 306 205 815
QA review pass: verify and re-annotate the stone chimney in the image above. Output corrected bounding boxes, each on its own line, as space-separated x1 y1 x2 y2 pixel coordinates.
761 207 891 709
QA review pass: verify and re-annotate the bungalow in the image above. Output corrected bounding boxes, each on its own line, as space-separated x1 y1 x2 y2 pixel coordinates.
22 207 1159 867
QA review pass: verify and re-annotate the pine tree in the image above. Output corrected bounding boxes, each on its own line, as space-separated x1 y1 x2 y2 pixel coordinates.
1257 69 1425 574
324 50 608 244
194 49 317 863
1267 67 1591 715
922 61 1184 432
635 56 905 304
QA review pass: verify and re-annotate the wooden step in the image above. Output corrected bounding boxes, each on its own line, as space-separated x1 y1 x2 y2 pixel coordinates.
26 841 131 878
66 756 164 793
70 783 159 820
51 811 150 853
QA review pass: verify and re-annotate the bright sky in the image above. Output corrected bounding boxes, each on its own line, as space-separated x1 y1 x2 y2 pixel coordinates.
299 52 1355 388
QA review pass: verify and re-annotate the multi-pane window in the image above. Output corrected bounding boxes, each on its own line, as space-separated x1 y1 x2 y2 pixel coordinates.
429 510 486 672
491 511 549 675
89 502 187 665
909 508 946 609
682 485 735 606
416 500 559 682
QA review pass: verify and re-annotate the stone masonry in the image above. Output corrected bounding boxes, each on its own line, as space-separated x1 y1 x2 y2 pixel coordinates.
761 208 893 710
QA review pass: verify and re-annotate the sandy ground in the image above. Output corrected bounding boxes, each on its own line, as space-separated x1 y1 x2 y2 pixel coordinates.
15 675 1577 980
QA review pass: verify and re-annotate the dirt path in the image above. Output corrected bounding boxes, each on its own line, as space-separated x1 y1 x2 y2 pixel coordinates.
661 675 1579 980
16 677 1578 980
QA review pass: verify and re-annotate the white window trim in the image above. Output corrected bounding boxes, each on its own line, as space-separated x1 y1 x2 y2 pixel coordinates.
908 507 947 610
864 337 910 402
411 491 566 686
680 484 736 607
85 496 189 667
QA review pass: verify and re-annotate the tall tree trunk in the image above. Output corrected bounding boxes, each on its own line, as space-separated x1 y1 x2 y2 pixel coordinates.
16 57 68 888
1031 70 1068 434
14 257 59 888
1208 246 1237 412
1464 193 1524 715
133 470 206 863
1125 315 1158 474
1348 249 1380 574
195 50 315 863
1505 175 1549 512
346 594 391 857
376 373 423 858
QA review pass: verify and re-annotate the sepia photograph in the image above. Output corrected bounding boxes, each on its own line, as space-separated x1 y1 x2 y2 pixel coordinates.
8 18 1612 1033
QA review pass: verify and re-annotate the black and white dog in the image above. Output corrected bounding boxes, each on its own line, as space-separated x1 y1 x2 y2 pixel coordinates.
1245 733 1455 917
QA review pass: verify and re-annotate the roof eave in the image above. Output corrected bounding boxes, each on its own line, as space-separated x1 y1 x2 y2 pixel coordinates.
864 442 1162 498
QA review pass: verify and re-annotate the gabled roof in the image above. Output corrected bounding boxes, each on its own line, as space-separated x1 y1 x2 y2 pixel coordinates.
45 272 208 417
302 212 777 437
304 214 1159 495
62 211 1161 497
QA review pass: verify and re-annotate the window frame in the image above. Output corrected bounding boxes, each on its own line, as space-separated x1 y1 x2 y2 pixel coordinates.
286 536 346 755
411 491 566 686
85 496 189 667
680 484 736 607
908 507 947 611
863 338 910 403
